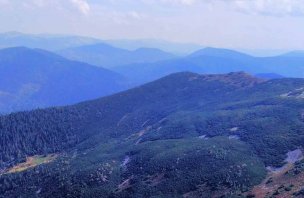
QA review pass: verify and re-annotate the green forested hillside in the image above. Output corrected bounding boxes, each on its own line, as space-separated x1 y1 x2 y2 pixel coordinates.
1 72 304 197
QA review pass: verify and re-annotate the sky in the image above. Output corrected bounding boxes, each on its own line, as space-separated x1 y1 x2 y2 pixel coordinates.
1 0 304 50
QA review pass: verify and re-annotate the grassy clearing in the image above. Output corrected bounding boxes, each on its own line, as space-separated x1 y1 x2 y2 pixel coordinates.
5 154 57 174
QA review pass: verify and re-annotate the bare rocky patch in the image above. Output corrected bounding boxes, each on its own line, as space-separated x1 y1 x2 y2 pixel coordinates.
281 87 304 99
248 149 304 198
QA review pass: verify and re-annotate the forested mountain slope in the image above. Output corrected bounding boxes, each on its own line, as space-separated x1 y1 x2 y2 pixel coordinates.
1 72 304 197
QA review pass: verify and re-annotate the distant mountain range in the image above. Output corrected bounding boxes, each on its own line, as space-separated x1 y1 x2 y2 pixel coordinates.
105 39 204 55
0 47 126 113
255 73 285 79
0 32 203 55
0 32 100 51
280 50 304 58
58 43 176 68
113 47 304 84
1 72 304 197
1 32 304 113
189 47 253 60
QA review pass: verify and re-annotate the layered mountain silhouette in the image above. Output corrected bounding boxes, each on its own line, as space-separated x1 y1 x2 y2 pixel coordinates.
0 32 100 51
58 43 176 68
2 44 304 114
114 47 304 84
280 50 304 58
0 32 202 55
0 47 126 113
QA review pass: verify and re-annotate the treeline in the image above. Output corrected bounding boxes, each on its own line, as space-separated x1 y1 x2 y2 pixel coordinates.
0 108 84 169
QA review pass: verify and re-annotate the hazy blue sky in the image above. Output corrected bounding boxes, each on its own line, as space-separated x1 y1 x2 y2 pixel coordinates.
1 0 304 50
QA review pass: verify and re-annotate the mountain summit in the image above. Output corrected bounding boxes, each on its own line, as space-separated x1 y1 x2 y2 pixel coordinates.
189 47 253 59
